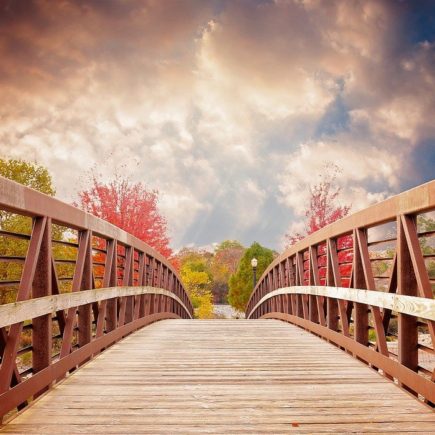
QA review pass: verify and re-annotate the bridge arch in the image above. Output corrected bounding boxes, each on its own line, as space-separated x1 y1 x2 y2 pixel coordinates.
0 176 192 419
0 175 434 430
246 181 435 404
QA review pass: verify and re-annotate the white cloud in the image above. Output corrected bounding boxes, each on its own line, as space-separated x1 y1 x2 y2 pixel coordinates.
277 139 401 217
0 0 433 251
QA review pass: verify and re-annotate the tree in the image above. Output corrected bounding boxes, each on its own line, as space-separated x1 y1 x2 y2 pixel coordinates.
176 248 214 318
0 158 57 304
228 242 275 311
76 174 172 258
286 163 351 246
0 158 55 197
210 240 245 303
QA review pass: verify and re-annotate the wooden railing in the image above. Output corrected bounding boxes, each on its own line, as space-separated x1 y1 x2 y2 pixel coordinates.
246 181 435 404
0 176 192 419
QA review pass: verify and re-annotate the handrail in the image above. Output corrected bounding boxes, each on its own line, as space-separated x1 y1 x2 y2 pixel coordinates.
246 180 435 404
0 286 192 329
0 175 193 419
247 285 435 321
248 286 435 322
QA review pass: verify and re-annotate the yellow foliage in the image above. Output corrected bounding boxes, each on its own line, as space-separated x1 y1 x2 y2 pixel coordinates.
195 292 214 319
179 257 214 318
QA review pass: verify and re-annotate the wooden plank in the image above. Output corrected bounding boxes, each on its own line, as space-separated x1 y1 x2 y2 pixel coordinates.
0 286 192 328
247 286 435 321
2 320 433 433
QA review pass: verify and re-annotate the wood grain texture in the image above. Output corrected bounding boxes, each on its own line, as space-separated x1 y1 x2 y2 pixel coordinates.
0 286 192 328
248 286 435 321
2 319 433 434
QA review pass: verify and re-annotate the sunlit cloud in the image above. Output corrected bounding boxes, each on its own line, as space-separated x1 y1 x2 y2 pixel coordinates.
0 0 434 250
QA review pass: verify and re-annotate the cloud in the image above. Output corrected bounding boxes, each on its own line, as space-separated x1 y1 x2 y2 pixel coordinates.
277 139 400 215
0 0 434 251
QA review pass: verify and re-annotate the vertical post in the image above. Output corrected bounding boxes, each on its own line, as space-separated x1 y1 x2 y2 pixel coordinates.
123 247 134 324
397 215 418 383
32 218 52 396
353 229 368 346
326 239 339 331
253 267 257 289
105 240 118 333
138 253 146 319
78 230 93 349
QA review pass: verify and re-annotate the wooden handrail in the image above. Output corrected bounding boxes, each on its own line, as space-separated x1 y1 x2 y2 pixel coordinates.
0 286 192 328
248 286 435 321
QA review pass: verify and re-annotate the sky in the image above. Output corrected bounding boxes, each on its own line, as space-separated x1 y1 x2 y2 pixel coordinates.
0 0 434 251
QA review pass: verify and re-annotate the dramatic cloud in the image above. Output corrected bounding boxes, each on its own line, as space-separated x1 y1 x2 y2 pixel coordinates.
0 0 434 250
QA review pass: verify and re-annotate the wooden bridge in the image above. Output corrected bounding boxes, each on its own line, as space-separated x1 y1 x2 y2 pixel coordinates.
0 176 434 433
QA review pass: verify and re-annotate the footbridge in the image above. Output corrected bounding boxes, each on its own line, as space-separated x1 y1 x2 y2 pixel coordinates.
0 176 434 433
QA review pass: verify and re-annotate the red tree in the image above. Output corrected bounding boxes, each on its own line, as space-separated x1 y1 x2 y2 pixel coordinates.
286 164 351 246
76 175 172 258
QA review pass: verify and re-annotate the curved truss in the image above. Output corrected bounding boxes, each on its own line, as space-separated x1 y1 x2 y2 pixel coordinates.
0 176 193 419
246 181 435 404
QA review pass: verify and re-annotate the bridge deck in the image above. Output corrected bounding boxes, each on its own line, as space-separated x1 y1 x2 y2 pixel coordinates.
2 319 434 434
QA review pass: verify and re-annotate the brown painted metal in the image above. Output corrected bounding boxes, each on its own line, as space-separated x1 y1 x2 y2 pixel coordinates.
0 175 193 419
246 181 435 404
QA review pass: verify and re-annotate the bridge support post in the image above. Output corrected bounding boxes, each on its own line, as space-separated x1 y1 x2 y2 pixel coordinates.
397 215 418 392
106 240 118 333
78 230 93 351
353 229 368 347
32 217 52 396
326 239 339 331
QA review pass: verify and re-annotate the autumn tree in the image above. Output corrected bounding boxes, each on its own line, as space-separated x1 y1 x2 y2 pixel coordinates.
286 163 351 246
210 240 245 303
176 248 214 318
0 158 57 303
76 174 172 258
228 242 275 311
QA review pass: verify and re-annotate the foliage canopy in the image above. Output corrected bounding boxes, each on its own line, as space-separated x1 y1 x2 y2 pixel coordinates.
228 242 275 311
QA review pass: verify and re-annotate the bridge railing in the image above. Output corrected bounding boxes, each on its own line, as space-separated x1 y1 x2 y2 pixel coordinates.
0 175 193 419
246 181 435 404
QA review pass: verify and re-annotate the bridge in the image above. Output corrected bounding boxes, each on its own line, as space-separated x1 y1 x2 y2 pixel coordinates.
0 176 434 433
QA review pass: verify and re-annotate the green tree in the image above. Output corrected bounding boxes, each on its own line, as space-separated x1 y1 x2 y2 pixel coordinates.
210 240 244 303
0 159 55 196
228 242 275 311
0 158 57 303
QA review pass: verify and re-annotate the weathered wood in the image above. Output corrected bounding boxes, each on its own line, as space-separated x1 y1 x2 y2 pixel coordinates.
0 287 192 329
2 320 433 433
248 286 435 321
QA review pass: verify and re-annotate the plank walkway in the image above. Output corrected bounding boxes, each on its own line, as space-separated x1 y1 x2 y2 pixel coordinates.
2 319 434 434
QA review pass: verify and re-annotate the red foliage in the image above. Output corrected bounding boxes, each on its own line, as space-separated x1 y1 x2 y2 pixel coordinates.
317 243 327 255
76 175 172 258
286 164 351 247
169 255 181 273
339 263 352 278
338 249 353 263
317 255 326 267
